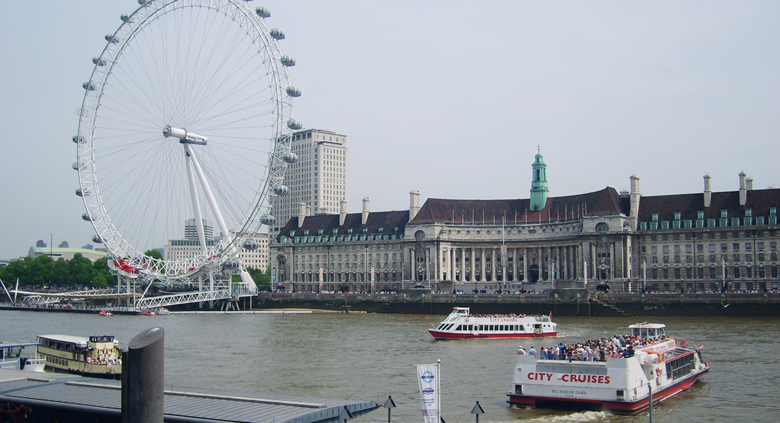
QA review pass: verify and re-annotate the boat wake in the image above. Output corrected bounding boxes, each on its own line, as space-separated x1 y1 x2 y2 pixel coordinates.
520 411 608 422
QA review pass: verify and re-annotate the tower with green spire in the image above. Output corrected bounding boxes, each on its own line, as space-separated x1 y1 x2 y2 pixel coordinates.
530 147 549 211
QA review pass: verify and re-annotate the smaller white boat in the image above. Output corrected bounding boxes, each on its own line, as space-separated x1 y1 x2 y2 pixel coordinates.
429 307 557 340
0 341 46 372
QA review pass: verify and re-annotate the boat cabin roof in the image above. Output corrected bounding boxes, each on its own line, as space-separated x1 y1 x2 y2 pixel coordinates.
38 334 89 346
451 307 470 315
628 323 666 339
0 342 41 350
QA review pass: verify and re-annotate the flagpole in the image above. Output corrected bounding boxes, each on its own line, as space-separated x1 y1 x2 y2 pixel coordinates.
437 359 441 423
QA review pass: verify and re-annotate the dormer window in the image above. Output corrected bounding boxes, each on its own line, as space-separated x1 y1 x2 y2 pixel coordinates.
674 212 681 220
651 213 659 221
745 209 752 217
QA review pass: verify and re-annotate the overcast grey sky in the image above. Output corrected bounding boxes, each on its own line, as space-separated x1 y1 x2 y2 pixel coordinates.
1 0 778 260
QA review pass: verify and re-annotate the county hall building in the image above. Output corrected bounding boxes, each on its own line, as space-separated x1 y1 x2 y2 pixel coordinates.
270 150 780 294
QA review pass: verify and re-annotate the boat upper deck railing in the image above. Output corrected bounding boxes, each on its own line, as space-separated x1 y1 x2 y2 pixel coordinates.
519 334 678 361
469 313 553 322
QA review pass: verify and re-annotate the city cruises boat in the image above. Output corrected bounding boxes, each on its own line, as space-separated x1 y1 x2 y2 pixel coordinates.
507 323 709 414
36 334 122 379
428 307 557 340
0 341 46 372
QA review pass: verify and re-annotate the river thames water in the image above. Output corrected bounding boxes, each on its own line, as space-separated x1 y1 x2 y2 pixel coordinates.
2 310 778 423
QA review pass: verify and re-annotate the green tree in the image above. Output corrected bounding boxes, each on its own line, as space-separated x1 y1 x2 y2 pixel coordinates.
29 255 55 286
51 259 70 286
68 253 94 287
144 249 163 260
91 258 112 287
247 266 271 287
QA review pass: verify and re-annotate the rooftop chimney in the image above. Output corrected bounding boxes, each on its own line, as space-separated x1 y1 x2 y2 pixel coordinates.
628 175 641 231
746 178 753 191
704 174 712 208
362 197 370 225
410 191 420 221
298 203 306 227
739 172 747 206
339 200 348 226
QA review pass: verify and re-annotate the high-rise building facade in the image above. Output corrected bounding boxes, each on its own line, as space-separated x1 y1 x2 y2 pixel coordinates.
271 129 348 235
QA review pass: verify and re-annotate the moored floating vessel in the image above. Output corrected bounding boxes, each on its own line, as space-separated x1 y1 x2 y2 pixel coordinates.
0 341 46 372
507 323 709 414
36 334 122 379
428 307 557 340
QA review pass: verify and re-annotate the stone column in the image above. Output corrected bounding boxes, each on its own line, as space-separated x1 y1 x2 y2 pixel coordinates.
523 247 529 282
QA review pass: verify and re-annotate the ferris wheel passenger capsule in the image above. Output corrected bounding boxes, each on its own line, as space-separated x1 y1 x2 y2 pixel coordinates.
256 7 271 18
243 239 259 250
92 235 103 243
270 29 285 40
286 86 301 97
260 214 276 225
73 136 85 144
282 152 298 163
76 189 83 197
273 185 289 196
280 56 295 67
83 82 96 91
105 35 119 44
82 213 92 222
72 162 79 170
92 57 107 66
120 14 131 22
286 119 302 130
223 260 239 269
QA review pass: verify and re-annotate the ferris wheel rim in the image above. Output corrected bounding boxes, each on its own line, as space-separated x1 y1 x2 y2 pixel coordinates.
76 0 295 278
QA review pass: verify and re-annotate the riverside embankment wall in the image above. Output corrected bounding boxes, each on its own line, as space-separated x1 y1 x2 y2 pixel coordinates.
254 290 780 317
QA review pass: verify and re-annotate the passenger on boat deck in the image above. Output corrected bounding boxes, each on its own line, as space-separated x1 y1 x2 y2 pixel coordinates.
516 346 526 355
528 346 537 356
537 333 665 361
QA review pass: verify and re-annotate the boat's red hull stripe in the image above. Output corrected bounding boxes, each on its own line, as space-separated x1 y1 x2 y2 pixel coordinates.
508 370 708 414
429 330 557 339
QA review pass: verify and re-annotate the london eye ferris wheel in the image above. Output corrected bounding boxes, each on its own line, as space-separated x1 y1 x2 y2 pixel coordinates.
74 0 300 287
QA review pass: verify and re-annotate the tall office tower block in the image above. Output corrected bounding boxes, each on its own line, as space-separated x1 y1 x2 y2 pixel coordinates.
271 129 348 235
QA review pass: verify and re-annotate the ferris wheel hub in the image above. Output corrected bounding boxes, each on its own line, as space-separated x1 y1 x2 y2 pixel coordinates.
163 125 207 145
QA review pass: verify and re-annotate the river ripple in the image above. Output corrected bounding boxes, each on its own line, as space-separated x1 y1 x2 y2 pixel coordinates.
2 310 778 423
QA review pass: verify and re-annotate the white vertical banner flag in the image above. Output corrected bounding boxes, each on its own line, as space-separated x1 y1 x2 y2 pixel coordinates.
415 362 440 423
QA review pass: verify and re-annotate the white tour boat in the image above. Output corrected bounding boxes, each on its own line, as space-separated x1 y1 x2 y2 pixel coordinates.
0 341 46 372
507 322 709 414
36 334 123 379
429 307 557 340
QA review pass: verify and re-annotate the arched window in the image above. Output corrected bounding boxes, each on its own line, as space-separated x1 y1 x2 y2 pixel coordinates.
595 222 609 232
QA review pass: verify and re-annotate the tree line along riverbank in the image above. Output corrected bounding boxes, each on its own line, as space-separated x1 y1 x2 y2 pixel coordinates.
252 289 780 316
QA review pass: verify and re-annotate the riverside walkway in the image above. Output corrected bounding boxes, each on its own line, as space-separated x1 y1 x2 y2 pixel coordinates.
252 289 780 316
